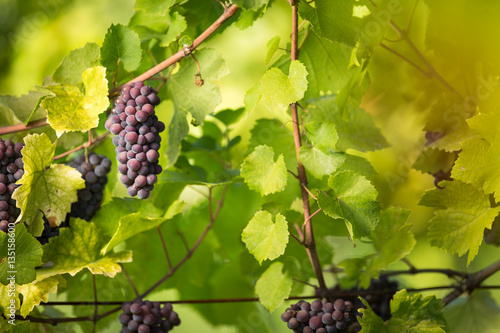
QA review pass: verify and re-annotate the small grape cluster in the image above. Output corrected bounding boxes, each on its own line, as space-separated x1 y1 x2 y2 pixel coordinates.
68 152 111 221
36 217 68 245
105 81 164 199
281 299 356 333
0 139 24 233
119 299 181 333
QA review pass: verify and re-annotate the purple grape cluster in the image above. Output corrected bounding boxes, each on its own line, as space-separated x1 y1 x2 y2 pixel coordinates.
68 152 111 221
36 217 68 245
119 299 181 333
0 139 24 233
105 81 164 200
281 299 357 333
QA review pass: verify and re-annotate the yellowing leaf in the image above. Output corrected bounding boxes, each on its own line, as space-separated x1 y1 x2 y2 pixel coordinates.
42 66 109 136
12 134 85 226
36 219 132 279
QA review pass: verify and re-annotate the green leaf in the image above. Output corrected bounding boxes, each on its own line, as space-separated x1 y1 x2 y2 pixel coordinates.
101 200 185 254
306 96 388 152
344 208 415 288
260 60 308 112
299 147 345 179
134 0 175 16
166 107 189 166
242 210 289 264
244 82 262 114
304 121 339 151
51 43 101 85
213 107 245 126
265 36 280 64
452 112 500 201
101 24 142 74
301 0 366 46
12 134 85 226
0 224 42 285
36 219 132 279
419 180 500 264
232 0 269 11
42 66 109 136
318 170 380 239
255 262 292 313
443 291 500 333
0 90 48 124
240 145 288 196
359 290 447 332
168 48 229 125
159 12 187 47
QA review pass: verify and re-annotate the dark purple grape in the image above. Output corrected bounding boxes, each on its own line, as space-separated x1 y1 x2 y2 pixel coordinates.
309 315 324 330
334 299 345 312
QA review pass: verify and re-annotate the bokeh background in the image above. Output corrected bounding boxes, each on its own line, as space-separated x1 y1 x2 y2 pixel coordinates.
1 0 500 332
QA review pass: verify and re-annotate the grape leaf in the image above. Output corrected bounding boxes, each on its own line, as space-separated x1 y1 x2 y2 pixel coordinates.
241 210 289 264
255 262 292 313
134 0 175 16
300 0 366 46
240 145 288 196
232 0 268 11
101 24 142 74
340 208 415 288
304 121 339 151
212 107 245 126
443 291 500 333
318 170 380 239
12 134 85 226
159 12 187 47
260 60 308 112
244 82 262 114
0 90 47 125
0 319 30 332
419 180 500 264
36 219 132 279
101 200 185 254
92 197 164 237
42 66 109 136
0 224 42 286
306 96 388 152
359 290 447 332
50 43 100 85
168 48 229 125
166 107 189 166
265 36 280 64
0 275 65 318
299 147 345 179
452 112 500 201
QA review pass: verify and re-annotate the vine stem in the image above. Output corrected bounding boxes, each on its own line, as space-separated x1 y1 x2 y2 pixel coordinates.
139 186 228 298
92 274 98 333
0 5 240 136
0 118 47 136
288 0 327 294
52 132 110 161
443 259 500 305
126 4 238 85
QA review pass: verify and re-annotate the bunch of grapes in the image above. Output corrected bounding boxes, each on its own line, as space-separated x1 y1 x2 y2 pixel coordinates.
36 152 111 244
36 217 68 245
0 139 24 233
119 299 181 333
105 81 165 199
68 152 111 221
281 299 357 333
329 277 399 322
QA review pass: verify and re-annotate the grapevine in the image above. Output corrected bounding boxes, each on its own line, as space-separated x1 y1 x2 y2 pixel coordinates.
0 1 500 332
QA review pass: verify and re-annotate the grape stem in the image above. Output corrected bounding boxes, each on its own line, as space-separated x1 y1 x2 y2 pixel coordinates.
443 259 500 305
52 132 110 161
157 226 173 272
121 264 140 297
288 0 328 295
0 5 240 136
